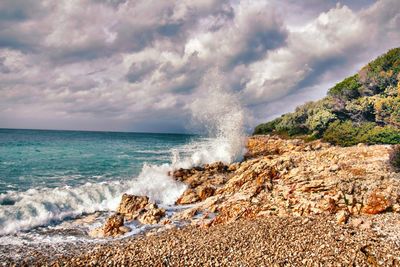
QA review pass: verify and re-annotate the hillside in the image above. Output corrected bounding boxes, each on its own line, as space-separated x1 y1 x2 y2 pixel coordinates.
254 48 400 146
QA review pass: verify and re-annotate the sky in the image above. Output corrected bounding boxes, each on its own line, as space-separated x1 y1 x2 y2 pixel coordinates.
0 0 399 133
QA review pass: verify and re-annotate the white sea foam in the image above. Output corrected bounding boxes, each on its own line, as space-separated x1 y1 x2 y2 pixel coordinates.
0 78 246 236
0 164 187 235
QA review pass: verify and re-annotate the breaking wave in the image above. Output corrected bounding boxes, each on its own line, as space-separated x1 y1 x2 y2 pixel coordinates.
0 83 246 235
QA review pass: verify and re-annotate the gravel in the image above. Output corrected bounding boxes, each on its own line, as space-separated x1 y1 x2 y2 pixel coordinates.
5 214 400 266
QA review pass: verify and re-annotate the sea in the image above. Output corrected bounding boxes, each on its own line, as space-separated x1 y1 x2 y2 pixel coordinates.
0 127 245 249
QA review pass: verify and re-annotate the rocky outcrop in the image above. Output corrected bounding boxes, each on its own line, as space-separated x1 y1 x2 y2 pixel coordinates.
173 162 233 205
171 135 400 227
92 194 166 238
89 213 131 238
116 194 166 224
117 194 150 220
93 136 400 238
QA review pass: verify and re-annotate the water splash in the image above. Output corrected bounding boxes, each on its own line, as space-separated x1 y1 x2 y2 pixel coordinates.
172 76 246 168
0 75 247 236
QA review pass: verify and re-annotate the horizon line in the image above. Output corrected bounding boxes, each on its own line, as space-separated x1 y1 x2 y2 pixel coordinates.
0 127 197 136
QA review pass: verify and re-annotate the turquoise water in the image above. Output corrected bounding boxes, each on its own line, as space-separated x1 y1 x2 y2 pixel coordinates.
0 129 195 195
0 127 243 236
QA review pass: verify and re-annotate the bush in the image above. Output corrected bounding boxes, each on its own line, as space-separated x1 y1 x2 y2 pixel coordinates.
323 120 400 146
253 118 281 135
359 48 400 94
328 74 362 100
322 120 372 146
389 145 400 171
365 126 400 144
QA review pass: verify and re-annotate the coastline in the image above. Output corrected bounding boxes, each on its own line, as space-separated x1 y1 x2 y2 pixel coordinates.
3 135 400 266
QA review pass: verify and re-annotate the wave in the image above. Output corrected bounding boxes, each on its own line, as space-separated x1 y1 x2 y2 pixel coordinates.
0 81 246 236
0 164 186 235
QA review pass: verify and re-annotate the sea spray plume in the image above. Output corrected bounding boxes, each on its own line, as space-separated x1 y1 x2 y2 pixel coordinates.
172 75 246 168
125 163 186 205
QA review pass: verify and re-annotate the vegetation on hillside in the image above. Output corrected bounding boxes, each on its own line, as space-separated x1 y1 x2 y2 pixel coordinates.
253 47 400 146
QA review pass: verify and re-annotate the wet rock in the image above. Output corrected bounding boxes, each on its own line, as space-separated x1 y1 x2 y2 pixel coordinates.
117 194 149 220
89 213 130 238
176 189 200 204
114 194 166 225
138 203 166 224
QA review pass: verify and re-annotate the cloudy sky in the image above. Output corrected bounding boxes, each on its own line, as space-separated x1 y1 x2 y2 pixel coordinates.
0 0 399 133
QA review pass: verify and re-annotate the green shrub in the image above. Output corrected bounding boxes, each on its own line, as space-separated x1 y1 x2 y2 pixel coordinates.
305 109 337 135
364 126 400 144
322 120 371 146
359 48 400 93
253 118 281 135
328 74 362 100
323 120 400 146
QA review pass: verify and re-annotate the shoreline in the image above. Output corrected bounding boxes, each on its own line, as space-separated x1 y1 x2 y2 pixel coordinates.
4 214 400 266
3 135 400 265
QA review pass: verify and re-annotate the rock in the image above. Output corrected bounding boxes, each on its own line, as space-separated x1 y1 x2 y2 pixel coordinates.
117 194 149 219
161 218 172 225
351 218 363 228
118 226 131 234
138 204 166 225
176 189 200 204
392 204 400 213
170 135 400 228
115 193 166 225
90 213 130 238
325 198 337 214
197 186 215 200
359 220 372 230
336 210 349 225
204 161 228 173
313 143 322 150
362 192 391 214
103 213 124 235
329 164 340 172
228 163 240 172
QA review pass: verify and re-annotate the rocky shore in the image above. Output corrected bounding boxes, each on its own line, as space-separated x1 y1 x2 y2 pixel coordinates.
3 135 400 266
